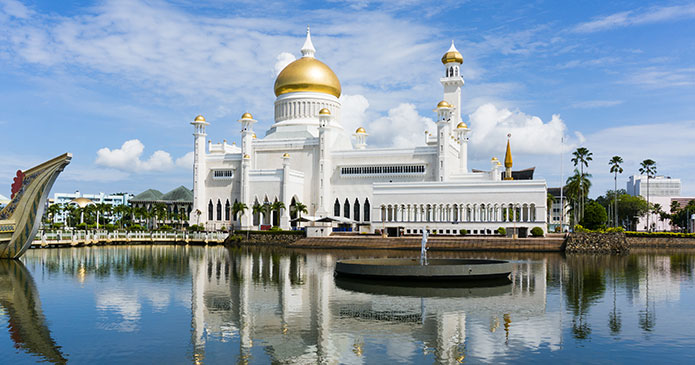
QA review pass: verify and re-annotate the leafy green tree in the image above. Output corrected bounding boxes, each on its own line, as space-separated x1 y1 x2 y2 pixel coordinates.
547 193 555 222
291 201 308 220
47 203 62 226
580 201 608 230
271 201 286 226
609 156 623 227
571 147 593 222
153 202 168 229
639 159 657 231
619 194 650 230
672 200 695 232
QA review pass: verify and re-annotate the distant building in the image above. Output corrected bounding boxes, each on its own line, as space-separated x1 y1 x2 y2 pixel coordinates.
130 186 193 225
627 175 691 231
0 194 9 207
547 187 570 232
51 191 132 224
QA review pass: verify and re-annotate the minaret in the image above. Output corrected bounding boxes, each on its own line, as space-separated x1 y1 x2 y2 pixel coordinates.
504 134 513 180
239 113 256 229
280 153 291 229
455 122 471 173
440 41 464 128
191 115 209 226
435 101 453 182
316 108 333 216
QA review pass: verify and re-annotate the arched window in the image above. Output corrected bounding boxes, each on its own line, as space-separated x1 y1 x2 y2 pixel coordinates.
225 200 230 221
334 199 340 217
216 200 222 221
208 200 213 220
364 198 370 221
344 198 350 218
354 198 361 222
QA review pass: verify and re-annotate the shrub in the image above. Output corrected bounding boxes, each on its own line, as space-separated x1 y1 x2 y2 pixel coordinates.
87 223 97 230
76 223 87 230
573 224 590 233
104 224 116 232
530 227 544 237
459 229 468 236
579 201 607 231
497 227 506 236
625 231 695 238
604 227 624 233
128 224 145 231
158 225 173 231
226 234 243 244
187 224 204 232
269 226 282 232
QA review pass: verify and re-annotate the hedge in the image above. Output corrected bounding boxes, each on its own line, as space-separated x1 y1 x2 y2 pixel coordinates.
625 231 695 238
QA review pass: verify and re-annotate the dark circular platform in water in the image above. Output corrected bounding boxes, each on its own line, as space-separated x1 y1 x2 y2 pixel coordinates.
334 258 512 281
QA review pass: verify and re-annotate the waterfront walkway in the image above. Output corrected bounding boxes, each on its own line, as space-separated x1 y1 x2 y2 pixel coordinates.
32 230 227 247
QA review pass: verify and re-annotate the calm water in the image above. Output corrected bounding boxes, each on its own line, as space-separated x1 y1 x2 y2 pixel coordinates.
1 246 694 364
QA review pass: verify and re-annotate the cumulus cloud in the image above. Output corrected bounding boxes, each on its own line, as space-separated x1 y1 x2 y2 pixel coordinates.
274 52 295 75
175 151 194 169
339 93 370 134
366 103 435 148
96 139 173 172
467 103 577 157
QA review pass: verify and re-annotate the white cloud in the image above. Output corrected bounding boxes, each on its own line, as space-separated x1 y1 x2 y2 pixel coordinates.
0 0 31 19
339 93 370 135
96 139 173 172
623 67 695 88
573 4 695 33
175 151 194 168
366 103 435 148
467 103 576 157
274 52 295 75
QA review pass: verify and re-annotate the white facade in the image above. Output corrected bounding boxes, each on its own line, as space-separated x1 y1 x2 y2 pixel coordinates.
190 30 548 234
627 175 686 231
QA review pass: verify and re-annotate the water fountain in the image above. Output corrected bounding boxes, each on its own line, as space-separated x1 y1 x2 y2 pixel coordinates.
334 227 513 281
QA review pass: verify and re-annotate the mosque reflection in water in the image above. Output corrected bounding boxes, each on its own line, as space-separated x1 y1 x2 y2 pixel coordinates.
2 246 693 363
189 248 550 364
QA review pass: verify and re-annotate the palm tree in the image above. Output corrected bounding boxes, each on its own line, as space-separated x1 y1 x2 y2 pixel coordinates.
609 156 623 227
113 204 130 229
47 203 62 227
565 168 592 227
232 202 248 229
270 201 285 227
571 147 593 222
62 204 76 228
291 201 308 229
252 203 264 228
153 202 168 229
639 159 657 231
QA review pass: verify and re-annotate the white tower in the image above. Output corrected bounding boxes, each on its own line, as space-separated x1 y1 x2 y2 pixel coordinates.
440 41 464 128
455 121 471 173
316 108 333 216
191 115 209 225
435 101 453 182
239 112 256 229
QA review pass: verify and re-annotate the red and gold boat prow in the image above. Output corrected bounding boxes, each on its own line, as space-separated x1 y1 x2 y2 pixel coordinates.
0 153 71 259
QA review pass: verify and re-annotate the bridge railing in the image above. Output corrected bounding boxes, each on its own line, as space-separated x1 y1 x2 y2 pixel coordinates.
34 230 229 245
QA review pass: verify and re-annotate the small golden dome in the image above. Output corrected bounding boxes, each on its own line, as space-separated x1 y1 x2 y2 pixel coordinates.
252 133 257 139
319 108 331 115
355 127 366 134
194 115 206 122
492 157 498 161
457 122 468 129
243 154 250 159
282 153 290 158
441 41 463 64
241 112 253 119
437 100 451 108
274 57 341 98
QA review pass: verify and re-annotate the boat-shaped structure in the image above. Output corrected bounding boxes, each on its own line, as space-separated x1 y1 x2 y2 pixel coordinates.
0 153 71 259
334 258 513 281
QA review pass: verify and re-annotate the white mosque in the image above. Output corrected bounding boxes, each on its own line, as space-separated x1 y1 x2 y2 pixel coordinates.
189 28 547 235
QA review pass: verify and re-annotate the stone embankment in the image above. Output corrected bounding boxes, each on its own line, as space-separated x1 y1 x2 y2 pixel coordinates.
226 231 305 246
626 236 695 248
287 235 564 252
564 232 629 254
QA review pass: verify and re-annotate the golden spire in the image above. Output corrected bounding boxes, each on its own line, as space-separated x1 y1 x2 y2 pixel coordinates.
504 136 513 168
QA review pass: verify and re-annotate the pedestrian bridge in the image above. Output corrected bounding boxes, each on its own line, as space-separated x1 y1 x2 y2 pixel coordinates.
32 230 228 248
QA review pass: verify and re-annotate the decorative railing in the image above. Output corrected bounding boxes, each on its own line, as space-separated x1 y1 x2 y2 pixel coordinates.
33 230 228 247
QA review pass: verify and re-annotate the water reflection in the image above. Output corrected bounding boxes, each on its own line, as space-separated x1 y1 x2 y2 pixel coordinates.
5 247 694 363
0 260 66 364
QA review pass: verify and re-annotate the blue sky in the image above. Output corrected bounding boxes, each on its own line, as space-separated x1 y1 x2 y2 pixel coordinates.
1 0 694 198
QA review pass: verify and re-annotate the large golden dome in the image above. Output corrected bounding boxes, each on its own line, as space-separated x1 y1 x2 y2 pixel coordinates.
274 57 341 98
